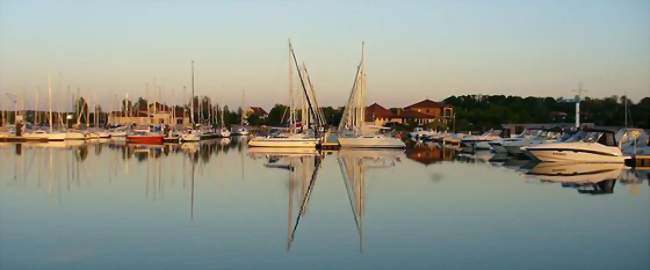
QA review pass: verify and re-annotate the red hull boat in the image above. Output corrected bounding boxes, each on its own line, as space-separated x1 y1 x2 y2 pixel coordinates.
126 135 164 144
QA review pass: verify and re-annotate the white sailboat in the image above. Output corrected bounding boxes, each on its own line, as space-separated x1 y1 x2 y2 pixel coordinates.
181 60 203 142
23 76 66 141
337 42 405 148
248 40 320 148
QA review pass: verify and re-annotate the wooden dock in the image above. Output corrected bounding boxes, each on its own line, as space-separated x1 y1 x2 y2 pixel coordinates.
625 155 650 168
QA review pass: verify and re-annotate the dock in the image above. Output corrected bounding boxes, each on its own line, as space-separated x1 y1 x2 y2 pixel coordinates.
625 155 650 168
319 133 340 150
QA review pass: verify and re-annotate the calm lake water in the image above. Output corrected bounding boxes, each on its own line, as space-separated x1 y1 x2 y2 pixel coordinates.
1 138 648 270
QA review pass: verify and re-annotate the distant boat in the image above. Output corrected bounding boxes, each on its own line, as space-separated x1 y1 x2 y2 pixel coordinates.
337 42 405 149
127 126 163 144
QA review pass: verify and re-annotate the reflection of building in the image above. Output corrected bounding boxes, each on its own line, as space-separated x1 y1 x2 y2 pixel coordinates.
406 143 455 165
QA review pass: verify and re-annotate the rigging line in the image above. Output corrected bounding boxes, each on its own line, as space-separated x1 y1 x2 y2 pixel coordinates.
288 41 320 135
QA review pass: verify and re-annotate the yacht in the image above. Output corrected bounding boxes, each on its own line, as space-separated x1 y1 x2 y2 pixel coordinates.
180 129 202 142
522 129 626 163
409 127 435 140
231 126 249 136
501 130 561 156
461 129 502 150
337 42 405 149
126 126 164 144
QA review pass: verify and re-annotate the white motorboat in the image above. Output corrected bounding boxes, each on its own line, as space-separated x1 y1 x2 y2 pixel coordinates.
181 129 202 142
409 127 435 139
217 127 231 138
522 129 626 163
231 126 249 136
502 130 561 155
461 129 502 150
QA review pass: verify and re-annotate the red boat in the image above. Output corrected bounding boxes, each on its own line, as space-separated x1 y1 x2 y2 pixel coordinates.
126 131 164 144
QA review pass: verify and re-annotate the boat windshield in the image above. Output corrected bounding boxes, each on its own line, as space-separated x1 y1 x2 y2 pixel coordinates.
564 131 603 143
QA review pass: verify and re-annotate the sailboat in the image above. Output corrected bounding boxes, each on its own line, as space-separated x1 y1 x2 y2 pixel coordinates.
181 61 203 142
231 90 250 136
216 104 231 138
248 40 321 148
337 42 405 148
23 76 66 141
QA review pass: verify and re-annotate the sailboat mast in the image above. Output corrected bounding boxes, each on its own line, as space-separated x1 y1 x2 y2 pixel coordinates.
288 40 295 133
48 75 53 133
288 41 319 136
190 60 195 126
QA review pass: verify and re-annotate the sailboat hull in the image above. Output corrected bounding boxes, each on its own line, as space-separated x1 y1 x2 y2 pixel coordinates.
248 137 318 148
338 136 405 148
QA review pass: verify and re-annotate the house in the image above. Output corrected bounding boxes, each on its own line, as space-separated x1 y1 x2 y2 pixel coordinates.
246 106 268 119
108 102 190 126
364 103 401 126
403 99 454 124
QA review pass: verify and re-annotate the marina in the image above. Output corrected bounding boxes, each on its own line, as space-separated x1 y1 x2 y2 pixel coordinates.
0 138 648 269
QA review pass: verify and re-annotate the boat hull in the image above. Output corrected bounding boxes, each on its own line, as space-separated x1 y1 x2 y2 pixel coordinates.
338 136 405 148
248 137 318 148
126 135 164 144
523 143 625 163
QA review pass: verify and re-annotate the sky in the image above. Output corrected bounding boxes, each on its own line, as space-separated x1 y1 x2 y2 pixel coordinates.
0 0 648 111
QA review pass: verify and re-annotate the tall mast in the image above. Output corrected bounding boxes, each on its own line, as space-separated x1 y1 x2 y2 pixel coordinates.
288 41 319 136
241 89 245 126
191 60 195 126
48 75 53 133
288 40 295 133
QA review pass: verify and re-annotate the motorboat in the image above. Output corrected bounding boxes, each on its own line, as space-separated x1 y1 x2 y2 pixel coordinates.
502 130 561 156
231 126 249 136
461 129 502 150
180 129 202 142
409 127 435 139
216 127 231 138
522 129 626 163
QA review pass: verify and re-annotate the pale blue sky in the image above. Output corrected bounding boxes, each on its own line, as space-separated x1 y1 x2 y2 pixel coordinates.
1 0 648 110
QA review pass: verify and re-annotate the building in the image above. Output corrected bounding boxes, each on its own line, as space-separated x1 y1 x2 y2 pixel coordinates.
364 103 400 126
362 99 454 127
108 102 190 126
246 106 268 119
402 99 454 125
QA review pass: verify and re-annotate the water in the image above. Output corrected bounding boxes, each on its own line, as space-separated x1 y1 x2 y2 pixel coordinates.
1 139 648 270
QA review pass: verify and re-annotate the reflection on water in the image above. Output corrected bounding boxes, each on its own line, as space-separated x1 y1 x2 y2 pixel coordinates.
0 140 648 269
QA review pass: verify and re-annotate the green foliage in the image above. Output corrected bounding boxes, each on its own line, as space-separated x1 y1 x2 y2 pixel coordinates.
444 94 649 131
266 104 289 126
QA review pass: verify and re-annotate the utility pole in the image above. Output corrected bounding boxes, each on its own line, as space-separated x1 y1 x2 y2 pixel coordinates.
572 83 588 129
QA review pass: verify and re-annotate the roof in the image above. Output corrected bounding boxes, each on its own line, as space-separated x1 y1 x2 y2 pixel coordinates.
404 99 449 110
398 109 436 119
248 106 268 115
365 103 396 119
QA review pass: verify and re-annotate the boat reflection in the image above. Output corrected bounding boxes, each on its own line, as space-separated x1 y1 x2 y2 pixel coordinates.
336 149 403 253
526 163 624 195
